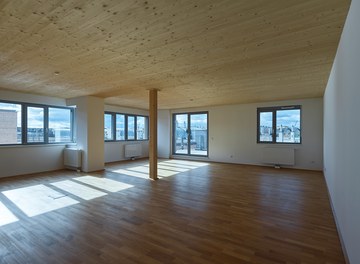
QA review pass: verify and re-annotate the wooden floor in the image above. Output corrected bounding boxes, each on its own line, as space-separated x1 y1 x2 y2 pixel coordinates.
0 159 344 264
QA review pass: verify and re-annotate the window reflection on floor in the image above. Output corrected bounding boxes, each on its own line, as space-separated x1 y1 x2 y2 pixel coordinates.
3 184 79 217
108 160 209 179
0 201 19 226
51 180 107 200
73 176 134 192
1 176 133 226
0 160 208 228
110 169 149 179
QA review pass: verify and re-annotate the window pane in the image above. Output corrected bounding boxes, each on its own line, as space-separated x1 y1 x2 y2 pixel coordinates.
49 108 72 143
136 116 148 140
27 106 44 143
259 112 273 142
116 114 125 140
276 109 301 143
174 114 188 154
127 116 135 140
190 113 208 156
0 102 22 144
104 114 113 140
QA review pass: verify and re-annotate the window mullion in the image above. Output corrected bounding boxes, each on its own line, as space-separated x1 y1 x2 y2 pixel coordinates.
44 106 49 144
112 113 116 141
22 104 27 144
134 116 137 141
187 114 191 155
71 109 75 143
272 110 276 143
125 115 128 140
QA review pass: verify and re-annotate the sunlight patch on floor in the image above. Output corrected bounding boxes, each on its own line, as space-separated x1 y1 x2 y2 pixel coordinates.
108 160 209 179
51 180 107 200
162 160 209 167
125 166 149 174
146 164 190 172
0 201 18 226
111 169 149 179
125 165 178 177
2 185 78 217
73 176 134 192
157 169 179 177
159 162 199 169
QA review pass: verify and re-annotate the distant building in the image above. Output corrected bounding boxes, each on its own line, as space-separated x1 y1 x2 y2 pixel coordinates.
192 129 207 150
0 110 17 144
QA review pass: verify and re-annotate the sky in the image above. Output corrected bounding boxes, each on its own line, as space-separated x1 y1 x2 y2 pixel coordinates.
260 109 300 128
175 113 207 129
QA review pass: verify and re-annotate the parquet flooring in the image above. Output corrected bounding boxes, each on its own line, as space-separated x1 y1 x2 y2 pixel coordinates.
0 159 344 263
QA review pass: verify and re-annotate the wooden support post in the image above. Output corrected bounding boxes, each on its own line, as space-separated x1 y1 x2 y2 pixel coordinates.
149 89 158 180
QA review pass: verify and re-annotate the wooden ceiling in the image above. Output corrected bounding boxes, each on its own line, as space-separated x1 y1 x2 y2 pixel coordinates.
0 0 350 109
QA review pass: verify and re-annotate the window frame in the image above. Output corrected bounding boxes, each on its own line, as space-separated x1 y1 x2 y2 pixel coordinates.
25 104 46 144
104 112 149 142
126 115 136 141
0 100 23 145
172 111 209 157
104 112 115 141
138 115 149 141
115 113 126 141
47 106 74 144
0 100 75 146
257 105 302 144
135 115 148 141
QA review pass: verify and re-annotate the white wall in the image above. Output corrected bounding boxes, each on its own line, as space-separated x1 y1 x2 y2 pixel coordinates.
0 145 65 178
0 89 67 178
104 105 149 163
166 98 323 170
323 0 360 263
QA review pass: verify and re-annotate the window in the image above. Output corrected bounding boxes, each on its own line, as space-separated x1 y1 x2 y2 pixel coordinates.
49 108 72 143
116 114 125 140
127 115 135 140
104 113 113 140
173 112 208 156
136 116 148 140
27 106 45 143
104 112 149 141
257 105 301 144
0 100 74 145
0 102 22 144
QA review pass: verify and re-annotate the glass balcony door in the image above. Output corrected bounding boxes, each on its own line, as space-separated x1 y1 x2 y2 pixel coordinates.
173 112 208 156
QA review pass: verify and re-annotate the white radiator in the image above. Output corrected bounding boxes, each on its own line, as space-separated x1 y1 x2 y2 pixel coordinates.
64 148 82 170
125 144 141 158
262 147 295 166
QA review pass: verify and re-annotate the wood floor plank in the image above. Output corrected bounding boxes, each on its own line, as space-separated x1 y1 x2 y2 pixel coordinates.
0 159 344 263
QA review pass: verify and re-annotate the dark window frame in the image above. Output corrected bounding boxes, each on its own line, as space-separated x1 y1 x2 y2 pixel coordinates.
172 111 209 157
25 104 46 144
257 105 302 144
0 100 75 146
136 114 149 141
104 112 149 142
126 115 136 141
135 115 148 141
104 112 115 141
115 113 126 141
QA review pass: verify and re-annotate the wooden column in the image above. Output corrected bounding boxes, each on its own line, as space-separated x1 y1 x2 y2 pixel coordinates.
149 89 158 180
